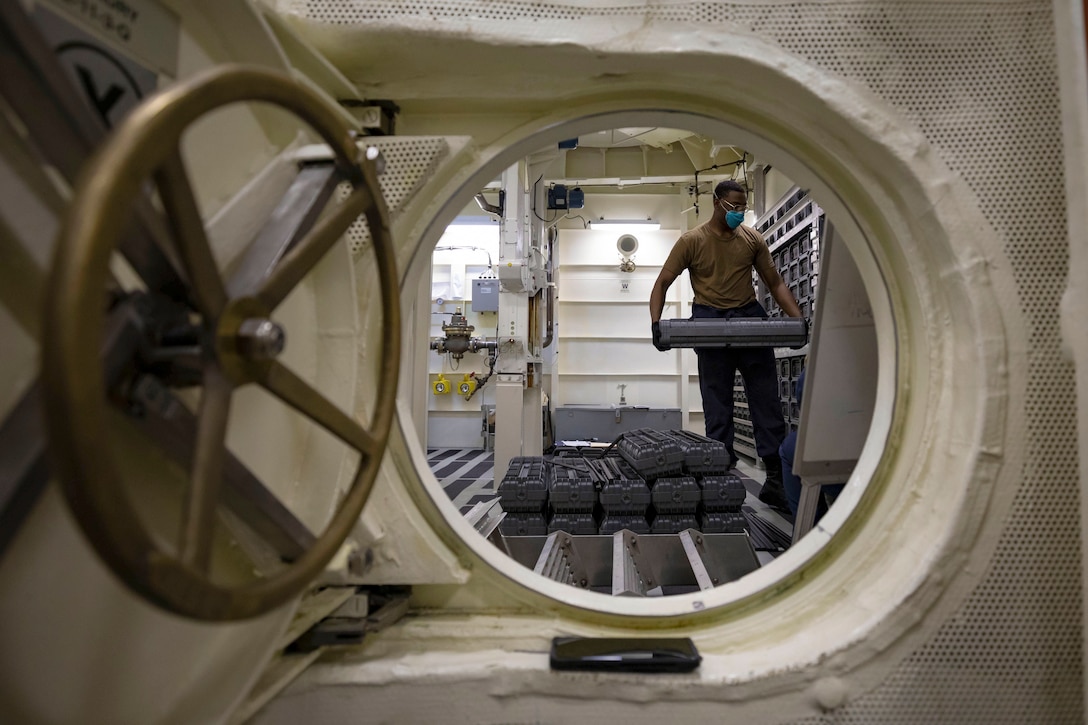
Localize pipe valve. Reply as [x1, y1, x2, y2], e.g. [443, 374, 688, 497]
[430, 308, 498, 360]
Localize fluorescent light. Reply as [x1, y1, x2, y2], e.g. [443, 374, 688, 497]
[589, 219, 660, 230]
[447, 216, 499, 226]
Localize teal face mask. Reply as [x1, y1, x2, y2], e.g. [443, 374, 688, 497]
[725, 210, 745, 229]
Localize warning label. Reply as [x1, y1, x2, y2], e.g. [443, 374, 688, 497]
[38, 0, 179, 76]
[32, 4, 162, 128]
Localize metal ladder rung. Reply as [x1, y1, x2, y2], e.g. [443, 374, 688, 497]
[533, 531, 588, 588]
[679, 529, 723, 591]
[611, 529, 662, 597]
[463, 497, 508, 554]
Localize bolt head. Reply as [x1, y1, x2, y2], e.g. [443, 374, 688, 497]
[236, 318, 286, 360]
[365, 146, 386, 175]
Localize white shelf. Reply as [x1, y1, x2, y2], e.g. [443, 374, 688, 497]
[558, 372, 685, 379]
[557, 299, 654, 305]
[559, 335, 652, 341]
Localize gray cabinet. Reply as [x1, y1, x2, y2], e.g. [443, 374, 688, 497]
[553, 405, 681, 444]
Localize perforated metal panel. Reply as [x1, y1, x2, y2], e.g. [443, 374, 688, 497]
[301, 1, 1080, 722]
[339, 137, 450, 256]
[766, 4, 1080, 723]
[304, 0, 695, 24]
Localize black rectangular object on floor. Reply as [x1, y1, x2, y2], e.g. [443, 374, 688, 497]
[500, 513, 548, 537]
[548, 512, 597, 535]
[499, 457, 549, 512]
[599, 515, 651, 535]
[650, 514, 699, 534]
[701, 511, 748, 534]
[615, 428, 685, 480]
[700, 473, 747, 512]
[742, 507, 792, 552]
[549, 465, 597, 512]
[651, 476, 701, 514]
[550, 636, 701, 673]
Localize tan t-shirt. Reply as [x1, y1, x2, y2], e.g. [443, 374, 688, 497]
[662, 222, 776, 310]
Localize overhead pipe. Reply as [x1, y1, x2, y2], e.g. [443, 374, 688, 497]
[542, 285, 555, 349]
[541, 226, 557, 349]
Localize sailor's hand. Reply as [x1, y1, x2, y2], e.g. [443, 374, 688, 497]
[652, 321, 670, 351]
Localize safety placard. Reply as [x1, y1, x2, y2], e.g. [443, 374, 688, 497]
[31, 1, 173, 128]
[38, 0, 179, 76]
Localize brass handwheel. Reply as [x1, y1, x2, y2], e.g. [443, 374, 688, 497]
[41, 65, 400, 621]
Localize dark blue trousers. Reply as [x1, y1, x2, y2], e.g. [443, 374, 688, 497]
[693, 301, 787, 463]
[781, 428, 844, 518]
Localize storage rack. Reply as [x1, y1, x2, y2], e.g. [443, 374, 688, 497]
[732, 376, 755, 459]
[757, 186, 823, 321]
[732, 187, 823, 460]
[775, 346, 807, 432]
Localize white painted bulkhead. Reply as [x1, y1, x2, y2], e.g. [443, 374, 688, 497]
[0, 1, 367, 722]
[261, 2, 1063, 722]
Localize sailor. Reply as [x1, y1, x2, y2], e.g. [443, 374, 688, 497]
[649, 179, 802, 511]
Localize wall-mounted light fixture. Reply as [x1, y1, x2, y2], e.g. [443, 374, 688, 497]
[590, 219, 660, 230]
[617, 234, 638, 273]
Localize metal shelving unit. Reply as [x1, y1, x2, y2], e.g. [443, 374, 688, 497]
[731, 186, 823, 458]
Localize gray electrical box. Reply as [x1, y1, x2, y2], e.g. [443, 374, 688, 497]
[472, 278, 499, 312]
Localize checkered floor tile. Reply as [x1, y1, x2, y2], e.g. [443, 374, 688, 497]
[426, 448, 497, 512]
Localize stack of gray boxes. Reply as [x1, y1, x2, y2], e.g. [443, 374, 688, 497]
[498, 457, 549, 536]
[597, 458, 651, 534]
[548, 464, 597, 535]
[496, 430, 760, 540]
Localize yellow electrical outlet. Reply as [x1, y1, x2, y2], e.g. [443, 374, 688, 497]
[432, 374, 451, 395]
[458, 374, 477, 397]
